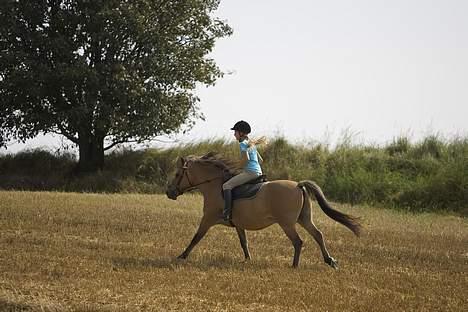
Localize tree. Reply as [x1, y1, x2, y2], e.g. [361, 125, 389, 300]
[0, 0, 232, 172]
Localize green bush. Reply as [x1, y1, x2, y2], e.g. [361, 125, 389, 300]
[0, 135, 466, 215]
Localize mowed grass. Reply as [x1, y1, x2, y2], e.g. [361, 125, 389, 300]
[0, 191, 466, 311]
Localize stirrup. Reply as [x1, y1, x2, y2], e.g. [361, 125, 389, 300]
[223, 211, 230, 222]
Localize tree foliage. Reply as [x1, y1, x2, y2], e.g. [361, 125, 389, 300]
[0, 0, 232, 171]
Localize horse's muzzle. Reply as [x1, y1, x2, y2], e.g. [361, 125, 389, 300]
[166, 186, 180, 200]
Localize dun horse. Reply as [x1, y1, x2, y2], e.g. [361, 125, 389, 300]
[166, 153, 362, 268]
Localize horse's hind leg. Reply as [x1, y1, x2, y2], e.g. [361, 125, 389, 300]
[298, 201, 338, 269]
[235, 227, 251, 260]
[279, 224, 303, 268]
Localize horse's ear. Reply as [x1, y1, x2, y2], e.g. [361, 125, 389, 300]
[178, 156, 186, 166]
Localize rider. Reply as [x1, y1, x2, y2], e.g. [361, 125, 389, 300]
[222, 120, 265, 221]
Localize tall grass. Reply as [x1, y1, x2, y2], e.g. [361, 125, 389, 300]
[0, 135, 466, 215]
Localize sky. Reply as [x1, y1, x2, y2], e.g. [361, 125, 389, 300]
[5, 0, 468, 153]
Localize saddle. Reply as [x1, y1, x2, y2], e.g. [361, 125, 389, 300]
[223, 174, 268, 200]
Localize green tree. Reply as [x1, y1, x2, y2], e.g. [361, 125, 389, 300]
[0, 0, 232, 172]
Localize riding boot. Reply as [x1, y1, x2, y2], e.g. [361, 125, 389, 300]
[222, 189, 232, 221]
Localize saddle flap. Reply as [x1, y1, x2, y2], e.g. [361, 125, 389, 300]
[222, 174, 268, 200]
[232, 182, 265, 200]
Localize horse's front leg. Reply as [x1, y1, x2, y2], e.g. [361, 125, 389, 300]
[178, 217, 213, 259]
[235, 227, 251, 260]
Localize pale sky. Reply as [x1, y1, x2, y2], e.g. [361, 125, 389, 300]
[6, 0, 468, 153]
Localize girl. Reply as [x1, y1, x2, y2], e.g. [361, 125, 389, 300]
[222, 120, 266, 221]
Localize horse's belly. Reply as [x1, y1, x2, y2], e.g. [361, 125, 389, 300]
[234, 216, 275, 231]
[231, 181, 303, 230]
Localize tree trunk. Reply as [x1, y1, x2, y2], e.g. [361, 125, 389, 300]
[77, 134, 105, 173]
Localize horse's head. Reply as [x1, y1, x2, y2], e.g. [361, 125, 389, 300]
[166, 156, 191, 200]
[166, 153, 234, 200]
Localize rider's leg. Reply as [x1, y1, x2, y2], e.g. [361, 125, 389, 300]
[222, 171, 259, 221]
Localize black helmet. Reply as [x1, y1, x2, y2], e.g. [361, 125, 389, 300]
[231, 120, 251, 134]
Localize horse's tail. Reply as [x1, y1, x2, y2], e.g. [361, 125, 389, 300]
[298, 180, 362, 237]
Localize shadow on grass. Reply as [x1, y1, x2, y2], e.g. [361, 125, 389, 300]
[110, 255, 325, 271]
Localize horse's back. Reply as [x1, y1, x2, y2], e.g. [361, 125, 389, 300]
[232, 180, 303, 230]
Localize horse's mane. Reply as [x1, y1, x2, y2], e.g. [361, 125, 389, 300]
[197, 152, 240, 176]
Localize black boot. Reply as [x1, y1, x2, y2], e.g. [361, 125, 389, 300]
[223, 189, 232, 221]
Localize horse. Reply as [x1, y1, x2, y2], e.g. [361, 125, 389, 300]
[166, 152, 362, 268]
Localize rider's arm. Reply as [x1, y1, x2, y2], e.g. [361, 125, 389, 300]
[257, 151, 264, 164]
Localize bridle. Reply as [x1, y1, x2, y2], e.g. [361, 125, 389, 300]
[173, 161, 226, 194]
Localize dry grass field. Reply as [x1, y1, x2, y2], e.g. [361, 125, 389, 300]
[0, 191, 466, 311]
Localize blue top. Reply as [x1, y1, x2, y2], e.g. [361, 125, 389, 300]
[239, 140, 262, 174]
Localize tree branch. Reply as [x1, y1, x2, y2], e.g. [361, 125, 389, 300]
[55, 124, 79, 144]
[104, 136, 179, 151]
[104, 139, 139, 151]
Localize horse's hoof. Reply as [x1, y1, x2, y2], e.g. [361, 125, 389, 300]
[177, 254, 187, 260]
[325, 257, 339, 269]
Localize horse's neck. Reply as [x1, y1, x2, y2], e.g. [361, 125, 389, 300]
[197, 180, 223, 205]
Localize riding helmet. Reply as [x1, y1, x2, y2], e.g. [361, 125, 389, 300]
[231, 120, 251, 134]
